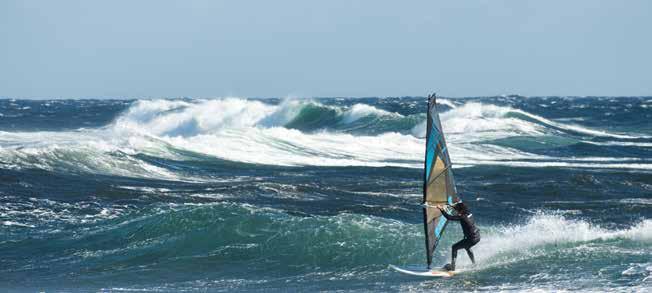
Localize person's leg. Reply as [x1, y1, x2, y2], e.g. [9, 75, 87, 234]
[450, 239, 466, 270]
[465, 237, 480, 265]
[465, 247, 476, 265]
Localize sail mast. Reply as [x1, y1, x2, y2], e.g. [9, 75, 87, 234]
[422, 94, 435, 268]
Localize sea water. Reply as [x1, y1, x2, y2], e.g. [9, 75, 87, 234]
[0, 96, 650, 292]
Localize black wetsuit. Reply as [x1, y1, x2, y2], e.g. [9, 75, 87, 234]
[440, 208, 481, 270]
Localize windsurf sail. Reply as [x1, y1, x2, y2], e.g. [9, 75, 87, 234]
[422, 93, 460, 268]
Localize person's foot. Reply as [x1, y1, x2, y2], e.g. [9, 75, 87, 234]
[443, 263, 454, 271]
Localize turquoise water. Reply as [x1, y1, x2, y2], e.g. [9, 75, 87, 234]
[1, 96, 650, 292]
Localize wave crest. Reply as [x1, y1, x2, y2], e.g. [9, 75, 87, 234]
[2, 98, 651, 178]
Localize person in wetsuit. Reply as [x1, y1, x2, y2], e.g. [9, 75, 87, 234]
[437, 201, 480, 271]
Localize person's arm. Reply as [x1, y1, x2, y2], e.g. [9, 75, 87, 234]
[438, 205, 462, 221]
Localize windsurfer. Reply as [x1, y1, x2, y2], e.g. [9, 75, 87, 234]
[436, 201, 480, 271]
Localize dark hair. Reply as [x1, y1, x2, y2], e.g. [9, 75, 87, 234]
[453, 202, 469, 215]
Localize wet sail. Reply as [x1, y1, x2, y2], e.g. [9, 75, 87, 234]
[422, 93, 460, 268]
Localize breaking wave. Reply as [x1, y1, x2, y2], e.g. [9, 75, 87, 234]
[1, 98, 651, 179]
[468, 214, 652, 268]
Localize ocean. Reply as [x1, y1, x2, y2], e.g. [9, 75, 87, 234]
[1, 96, 650, 292]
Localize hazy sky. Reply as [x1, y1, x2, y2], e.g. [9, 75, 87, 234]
[2, 1, 651, 98]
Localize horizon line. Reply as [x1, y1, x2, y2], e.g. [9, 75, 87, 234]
[2, 94, 652, 100]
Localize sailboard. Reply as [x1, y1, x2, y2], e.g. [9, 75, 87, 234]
[389, 264, 462, 277]
[390, 93, 462, 277]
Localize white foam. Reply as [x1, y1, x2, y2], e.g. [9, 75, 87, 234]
[438, 102, 644, 140]
[410, 121, 426, 138]
[0, 197, 132, 229]
[257, 99, 308, 127]
[467, 215, 652, 267]
[455, 160, 652, 170]
[437, 98, 457, 109]
[412, 102, 542, 140]
[111, 99, 425, 168]
[113, 98, 277, 137]
[512, 108, 646, 139]
[341, 104, 401, 124]
[2, 220, 35, 228]
[584, 141, 652, 148]
[0, 130, 184, 180]
[2, 98, 650, 176]
[410, 102, 652, 170]
[163, 128, 422, 167]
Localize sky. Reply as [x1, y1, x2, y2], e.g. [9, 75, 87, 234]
[1, 0, 651, 98]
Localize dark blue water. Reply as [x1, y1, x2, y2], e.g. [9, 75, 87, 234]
[1, 96, 651, 292]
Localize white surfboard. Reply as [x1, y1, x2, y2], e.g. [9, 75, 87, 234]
[389, 264, 461, 277]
